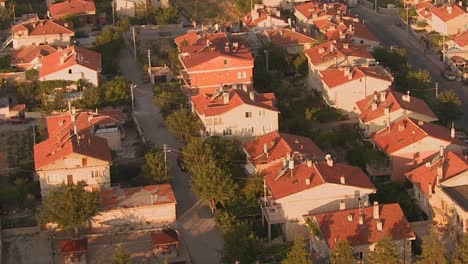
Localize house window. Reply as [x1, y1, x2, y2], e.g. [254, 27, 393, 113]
[245, 112, 252, 118]
[68, 69, 72, 74]
[237, 72, 242, 79]
[360, 40, 364, 44]
[91, 171, 100, 178]
[224, 59, 228, 65]
[47, 174, 61, 183]
[242, 72, 247, 78]
[223, 129, 232, 136]
[82, 158, 88, 167]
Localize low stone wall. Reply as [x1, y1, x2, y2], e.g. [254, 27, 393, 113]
[360, 0, 375, 10]
[1, 225, 40, 237]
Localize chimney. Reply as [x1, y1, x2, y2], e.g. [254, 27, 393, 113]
[282, 158, 287, 168]
[249, 91, 255, 101]
[242, 84, 248, 93]
[264, 143, 269, 158]
[437, 164, 443, 181]
[460, 1, 463, 6]
[340, 174, 346, 184]
[206, 39, 210, 47]
[339, 200, 345, 210]
[376, 220, 383, 231]
[60, 55, 65, 64]
[373, 201, 379, 219]
[402, 91, 411, 102]
[451, 122, 455, 139]
[288, 18, 292, 28]
[380, 91, 386, 102]
[224, 42, 229, 52]
[348, 214, 353, 222]
[306, 160, 312, 168]
[288, 160, 295, 176]
[279, 30, 283, 36]
[222, 92, 230, 104]
[334, 56, 338, 67]
[318, 47, 325, 54]
[323, 3, 328, 10]
[371, 102, 378, 110]
[384, 107, 390, 117]
[286, 152, 291, 160]
[418, 120, 424, 126]
[344, 67, 351, 76]
[343, 43, 349, 49]
[359, 215, 364, 225]
[436, 175, 440, 186]
[305, 178, 311, 185]
[447, 5, 453, 14]
[63, 22, 69, 28]
[428, 183, 432, 196]
[71, 107, 76, 121]
[67, 100, 72, 113]
[325, 154, 333, 167]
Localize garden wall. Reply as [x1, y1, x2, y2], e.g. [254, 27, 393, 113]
[360, 0, 375, 10]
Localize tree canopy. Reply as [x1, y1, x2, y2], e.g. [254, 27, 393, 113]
[103, 77, 130, 106]
[368, 235, 400, 264]
[139, 147, 170, 184]
[330, 240, 355, 264]
[452, 233, 468, 264]
[221, 222, 263, 264]
[282, 236, 312, 264]
[433, 90, 463, 126]
[417, 227, 447, 264]
[114, 244, 131, 264]
[38, 182, 100, 237]
[166, 108, 202, 144]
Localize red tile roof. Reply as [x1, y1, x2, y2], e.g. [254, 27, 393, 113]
[60, 239, 88, 253]
[191, 88, 278, 117]
[10, 104, 27, 112]
[371, 117, 466, 154]
[307, 203, 415, 249]
[152, 229, 180, 246]
[11, 19, 74, 36]
[265, 29, 316, 47]
[314, 18, 339, 31]
[243, 131, 324, 167]
[264, 160, 375, 200]
[305, 41, 374, 66]
[100, 184, 176, 210]
[49, 0, 96, 18]
[295, 1, 348, 20]
[406, 151, 468, 196]
[342, 19, 380, 43]
[431, 3, 466, 22]
[12, 45, 57, 66]
[39, 45, 101, 78]
[356, 89, 437, 123]
[452, 31, 468, 48]
[320, 66, 393, 89]
[243, 10, 287, 28]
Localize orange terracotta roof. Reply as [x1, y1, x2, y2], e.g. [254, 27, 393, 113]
[305, 41, 374, 66]
[406, 151, 468, 196]
[12, 45, 57, 65]
[342, 19, 380, 43]
[431, 3, 466, 22]
[49, 0, 96, 18]
[453, 31, 468, 48]
[152, 229, 180, 246]
[314, 18, 339, 31]
[175, 32, 229, 52]
[60, 239, 88, 253]
[265, 29, 316, 46]
[191, 88, 278, 117]
[39, 45, 101, 78]
[243, 131, 324, 167]
[307, 203, 415, 249]
[295, 1, 348, 20]
[416, 1, 433, 11]
[174, 31, 201, 48]
[320, 66, 392, 89]
[356, 89, 437, 123]
[100, 184, 176, 210]
[243, 12, 287, 28]
[264, 160, 375, 200]
[11, 19, 74, 36]
[371, 117, 466, 154]
[10, 104, 27, 112]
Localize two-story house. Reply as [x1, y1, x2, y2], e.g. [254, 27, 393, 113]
[242, 4, 289, 31]
[190, 87, 279, 138]
[294, 1, 348, 24]
[430, 2, 468, 35]
[48, 0, 98, 26]
[243, 131, 324, 174]
[305, 41, 375, 89]
[11, 19, 74, 49]
[451, 31, 468, 50]
[341, 18, 381, 51]
[175, 32, 254, 95]
[115, 0, 169, 17]
[318, 66, 393, 114]
[356, 89, 438, 136]
[11, 44, 57, 71]
[263, 29, 317, 55]
[260, 154, 376, 241]
[39, 45, 101, 86]
[369, 117, 466, 182]
[406, 150, 467, 234]
[306, 202, 415, 263]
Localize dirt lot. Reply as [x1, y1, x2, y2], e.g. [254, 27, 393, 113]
[172, 0, 240, 24]
[0, 124, 34, 171]
[2, 230, 52, 264]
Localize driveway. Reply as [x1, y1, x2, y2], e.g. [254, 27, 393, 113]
[351, 6, 468, 129]
[118, 48, 222, 264]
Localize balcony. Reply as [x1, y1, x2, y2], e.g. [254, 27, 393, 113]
[259, 196, 285, 225]
[366, 159, 392, 177]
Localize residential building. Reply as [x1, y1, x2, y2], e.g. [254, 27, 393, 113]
[243, 131, 324, 174]
[60, 239, 88, 264]
[342, 18, 381, 50]
[406, 150, 467, 234]
[260, 154, 376, 241]
[430, 2, 468, 35]
[356, 89, 438, 136]
[191, 87, 279, 138]
[264, 29, 316, 54]
[318, 66, 393, 114]
[294, 1, 348, 24]
[242, 4, 289, 31]
[115, 0, 169, 17]
[94, 184, 176, 228]
[11, 44, 57, 71]
[305, 41, 375, 88]
[369, 117, 467, 182]
[48, 0, 97, 26]
[306, 202, 415, 264]
[414, 1, 433, 31]
[175, 32, 254, 94]
[11, 19, 74, 49]
[263, 0, 309, 10]
[450, 30, 468, 49]
[0, 97, 27, 120]
[39, 45, 102, 86]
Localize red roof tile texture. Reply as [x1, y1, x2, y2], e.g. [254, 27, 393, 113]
[191, 88, 278, 117]
[264, 160, 375, 200]
[431, 3, 466, 22]
[309, 203, 415, 249]
[39, 45, 101, 78]
[12, 45, 57, 65]
[453, 31, 468, 48]
[49, 0, 96, 18]
[100, 184, 176, 210]
[152, 229, 180, 246]
[11, 19, 74, 35]
[356, 89, 437, 123]
[243, 131, 324, 167]
[295, 1, 348, 20]
[320, 66, 393, 89]
[265, 29, 316, 46]
[406, 151, 468, 196]
[305, 41, 374, 66]
[60, 239, 88, 253]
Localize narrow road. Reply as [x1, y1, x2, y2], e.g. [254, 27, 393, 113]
[352, 6, 468, 129]
[118, 47, 223, 264]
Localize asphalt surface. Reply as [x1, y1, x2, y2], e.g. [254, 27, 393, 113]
[118, 48, 223, 264]
[352, 6, 468, 129]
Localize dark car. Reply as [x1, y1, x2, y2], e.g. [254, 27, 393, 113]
[177, 155, 188, 172]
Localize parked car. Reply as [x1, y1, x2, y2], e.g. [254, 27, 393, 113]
[177, 155, 188, 172]
[442, 68, 456, 81]
[8, 117, 28, 125]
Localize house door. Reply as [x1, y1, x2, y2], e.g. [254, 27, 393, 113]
[67, 175, 74, 185]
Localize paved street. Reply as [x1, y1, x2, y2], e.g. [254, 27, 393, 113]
[118, 48, 222, 264]
[352, 6, 468, 128]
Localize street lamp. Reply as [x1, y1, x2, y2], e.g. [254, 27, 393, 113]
[264, 50, 269, 72]
[130, 84, 136, 112]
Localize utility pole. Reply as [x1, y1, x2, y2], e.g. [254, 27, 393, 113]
[32, 123, 36, 145]
[442, 35, 446, 62]
[112, 0, 115, 27]
[264, 50, 269, 72]
[163, 144, 168, 179]
[435, 82, 439, 97]
[12, 2, 16, 23]
[147, 49, 151, 73]
[130, 84, 135, 112]
[375, 0, 377, 13]
[132, 26, 137, 60]
[406, 6, 409, 32]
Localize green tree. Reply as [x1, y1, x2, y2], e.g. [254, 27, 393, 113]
[417, 227, 447, 264]
[0, 55, 14, 73]
[452, 233, 468, 264]
[407, 69, 431, 97]
[293, 52, 308, 75]
[282, 235, 311, 264]
[77, 85, 103, 109]
[155, 7, 179, 24]
[17, 81, 40, 108]
[114, 244, 131, 264]
[330, 240, 355, 264]
[93, 27, 122, 74]
[190, 159, 237, 214]
[38, 182, 100, 237]
[166, 108, 202, 144]
[368, 235, 400, 264]
[242, 171, 264, 199]
[153, 84, 186, 116]
[235, 0, 261, 14]
[434, 90, 462, 126]
[221, 222, 263, 264]
[102, 77, 130, 106]
[140, 148, 169, 184]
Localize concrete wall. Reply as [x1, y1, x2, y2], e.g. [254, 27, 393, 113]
[40, 64, 100, 87]
[432, 13, 468, 36]
[12, 33, 73, 50]
[94, 130, 122, 151]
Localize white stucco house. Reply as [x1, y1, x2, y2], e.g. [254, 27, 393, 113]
[430, 3, 468, 36]
[115, 0, 169, 17]
[11, 19, 74, 50]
